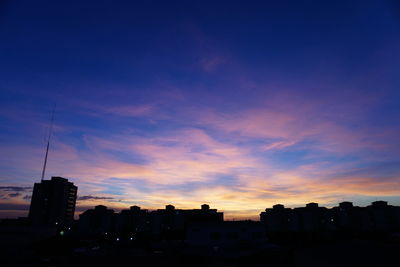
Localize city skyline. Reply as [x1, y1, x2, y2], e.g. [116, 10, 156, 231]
[1, 1, 400, 220]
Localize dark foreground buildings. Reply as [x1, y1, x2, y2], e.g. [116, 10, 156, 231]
[73, 200, 400, 241]
[28, 176, 77, 228]
[1, 191, 400, 266]
[2, 175, 400, 266]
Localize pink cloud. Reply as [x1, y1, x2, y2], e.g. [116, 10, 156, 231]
[1, 86, 399, 219]
[262, 140, 297, 151]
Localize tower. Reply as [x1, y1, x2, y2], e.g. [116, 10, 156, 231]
[28, 105, 78, 228]
[29, 176, 77, 228]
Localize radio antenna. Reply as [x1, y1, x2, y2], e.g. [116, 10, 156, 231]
[41, 104, 56, 181]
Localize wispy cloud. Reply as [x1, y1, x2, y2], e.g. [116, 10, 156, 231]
[1, 81, 399, 219]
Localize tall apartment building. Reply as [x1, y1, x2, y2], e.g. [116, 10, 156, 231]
[29, 176, 77, 228]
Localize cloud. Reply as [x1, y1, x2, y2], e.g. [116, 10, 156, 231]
[8, 193, 21, 198]
[77, 195, 115, 201]
[262, 140, 297, 151]
[0, 186, 32, 201]
[0, 186, 31, 192]
[1, 84, 400, 219]
[0, 203, 29, 211]
[2, 114, 399, 219]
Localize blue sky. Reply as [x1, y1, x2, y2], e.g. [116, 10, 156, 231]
[1, 0, 400, 219]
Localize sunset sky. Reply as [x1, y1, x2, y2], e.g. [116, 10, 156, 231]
[1, 0, 400, 219]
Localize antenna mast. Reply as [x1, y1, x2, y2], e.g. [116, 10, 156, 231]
[41, 105, 56, 181]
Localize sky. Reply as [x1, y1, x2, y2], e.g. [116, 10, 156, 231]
[1, 0, 400, 220]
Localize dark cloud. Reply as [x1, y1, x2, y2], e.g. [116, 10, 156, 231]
[0, 187, 31, 200]
[77, 195, 114, 201]
[0, 203, 29, 210]
[0, 186, 31, 192]
[0, 186, 32, 200]
[8, 193, 21, 198]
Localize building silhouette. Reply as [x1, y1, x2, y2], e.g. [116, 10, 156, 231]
[149, 204, 223, 239]
[260, 201, 400, 235]
[28, 176, 77, 228]
[77, 204, 223, 239]
[78, 205, 115, 235]
[116, 205, 150, 236]
[260, 204, 291, 232]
